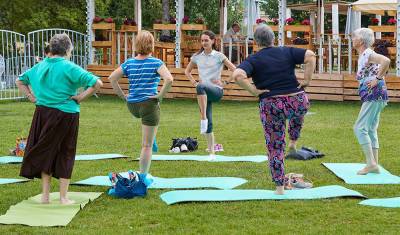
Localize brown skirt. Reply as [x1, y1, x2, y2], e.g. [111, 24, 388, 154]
[20, 105, 79, 179]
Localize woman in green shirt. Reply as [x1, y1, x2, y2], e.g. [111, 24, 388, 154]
[16, 33, 102, 204]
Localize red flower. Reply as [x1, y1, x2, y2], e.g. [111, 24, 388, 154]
[273, 18, 279, 25]
[301, 19, 310, 25]
[387, 18, 396, 25]
[256, 18, 266, 24]
[370, 18, 379, 25]
[169, 18, 176, 24]
[104, 17, 113, 23]
[93, 16, 103, 23]
[182, 16, 189, 24]
[154, 19, 162, 24]
[194, 18, 204, 24]
[285, 17, 295, 25]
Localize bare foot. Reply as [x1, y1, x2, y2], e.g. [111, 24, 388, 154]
[60, 198, 75, 205]
[357, 165, 380, 175]
[41, 195, 50, 204]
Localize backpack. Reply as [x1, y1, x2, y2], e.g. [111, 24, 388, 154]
[286, 146, 324, 160]
[170, 137, 198, 152]
[108, 171, 147, 199]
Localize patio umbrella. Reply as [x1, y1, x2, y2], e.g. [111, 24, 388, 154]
[352, 0, 397, 16]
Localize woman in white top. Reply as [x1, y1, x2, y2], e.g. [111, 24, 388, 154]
[185, 30, 236, 160]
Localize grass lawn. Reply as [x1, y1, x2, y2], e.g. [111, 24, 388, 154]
[0, 96, 399, 234]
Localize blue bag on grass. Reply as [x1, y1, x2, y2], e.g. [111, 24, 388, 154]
[108, 170, 147, 199]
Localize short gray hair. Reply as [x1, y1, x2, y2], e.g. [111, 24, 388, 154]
[50, 33, 72, 56]
[352, 28, 375, 48]
[254, 25, 275, 47]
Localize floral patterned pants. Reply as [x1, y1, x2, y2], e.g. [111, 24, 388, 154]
[259, 92, 310, 186]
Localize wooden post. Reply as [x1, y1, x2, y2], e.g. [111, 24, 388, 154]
[175, 0, 184, 68]
[376, 15, 381, 39]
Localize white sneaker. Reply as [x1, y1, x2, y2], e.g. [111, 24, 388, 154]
[180, 144, 188, 152]
[207, 154, 216, 161]
[200, 119, 208, 134]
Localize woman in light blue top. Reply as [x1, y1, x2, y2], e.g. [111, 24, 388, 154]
[185, 30, 236, 160]
[16, 33, 102, 204]
[352, 28, 390, 175]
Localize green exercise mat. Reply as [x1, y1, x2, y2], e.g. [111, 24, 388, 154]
[0, 192, 102, 226]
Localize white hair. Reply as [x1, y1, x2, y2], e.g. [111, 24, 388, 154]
[352, 28, 375, 48]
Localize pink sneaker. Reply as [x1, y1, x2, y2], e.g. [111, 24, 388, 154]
[206, 144, 224, 152]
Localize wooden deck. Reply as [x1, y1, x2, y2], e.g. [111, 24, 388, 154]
[88, 64, 400, 102]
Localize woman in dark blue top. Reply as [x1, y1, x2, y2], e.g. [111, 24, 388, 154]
[232, 25, 316, 195]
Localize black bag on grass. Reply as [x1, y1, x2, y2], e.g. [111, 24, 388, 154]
[170, 137, 198, 152]
[286, 146, 324, 160]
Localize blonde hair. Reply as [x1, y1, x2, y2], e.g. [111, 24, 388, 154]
[135, 30, 154, 55]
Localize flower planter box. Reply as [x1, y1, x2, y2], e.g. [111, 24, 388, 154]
[253, 24, 278, 32]
[120, 25, 138, 32]
[284, 25, 312, 32]
[153, 24, 176, 30]
[181, 24, 206, 31]
[368, 25, 396, 33]
[92, 22, 115, 30]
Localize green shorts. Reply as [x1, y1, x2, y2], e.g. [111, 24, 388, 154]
[127, 98, 160, 126]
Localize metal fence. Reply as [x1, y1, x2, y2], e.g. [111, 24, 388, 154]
[0, 29, 88, 101]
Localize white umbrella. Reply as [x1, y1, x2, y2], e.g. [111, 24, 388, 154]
[352, 0, 397, 16]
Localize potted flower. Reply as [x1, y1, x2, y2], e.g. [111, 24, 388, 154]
[93, 16, 103, 23]
[370, 18, 379, 25]
[121, 18, 137, 31]
[285, 17, 295, 25]
[182, 16, 190, 24]
[194, 18, 205, 24]
[387, 18, 396, 25]
[256, 18, 266, 25]
[301, 19, 310, 25]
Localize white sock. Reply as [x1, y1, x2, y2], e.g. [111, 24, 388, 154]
[200, 119, 208, 134]
[208, 153, 216, 161]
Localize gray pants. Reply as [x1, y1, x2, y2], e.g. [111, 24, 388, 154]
[196, 84, 223, 133]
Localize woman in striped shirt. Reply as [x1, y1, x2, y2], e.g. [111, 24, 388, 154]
[109, 31, 173, 183]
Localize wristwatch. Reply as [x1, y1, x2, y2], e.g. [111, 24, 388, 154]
[376, 76, 384, 80]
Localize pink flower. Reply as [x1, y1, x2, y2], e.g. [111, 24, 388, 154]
[285, 17, 295, 25]
[104, 17, 113, 23]
[387, 18, 396, 25]
[273, 18, 279, 25]
[169, 17, 176, 24]
[301, 19, 310, 25]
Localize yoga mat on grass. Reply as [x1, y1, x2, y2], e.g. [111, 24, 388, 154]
[139, 154, 267, 162]
[0, 154, 127, 164]
[73, 174, 247, 189]
[323, 163, 400, 184]
[160, 185, 366, 205]
[0, 192, 102, 226]
[0, 178, 30, 185]
[359, 197, 400, 208]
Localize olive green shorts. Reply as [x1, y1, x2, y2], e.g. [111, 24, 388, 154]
[127, 98, 160, 126]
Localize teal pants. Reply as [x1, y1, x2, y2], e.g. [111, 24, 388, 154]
[353, 101, 387, 148]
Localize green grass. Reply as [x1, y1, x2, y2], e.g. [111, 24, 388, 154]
[1, 96, 400, 234]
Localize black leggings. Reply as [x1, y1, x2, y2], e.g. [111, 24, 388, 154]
[196, 84, 223, 133]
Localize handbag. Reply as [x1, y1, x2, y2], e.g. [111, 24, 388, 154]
[108, 171, 147, 199]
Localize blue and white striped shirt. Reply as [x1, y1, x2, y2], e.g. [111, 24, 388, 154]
[121, 57, 163, 103]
